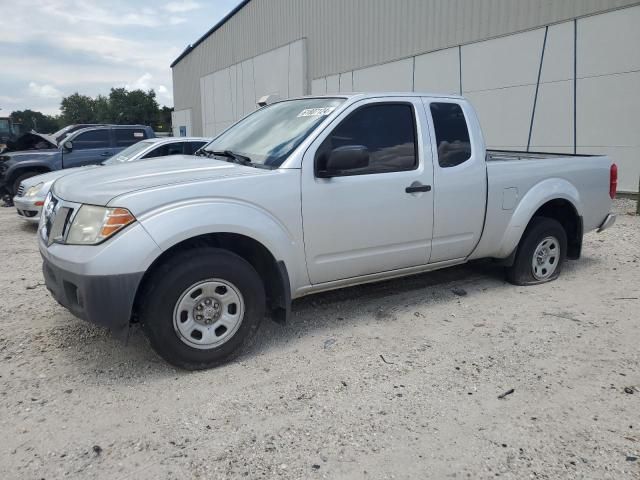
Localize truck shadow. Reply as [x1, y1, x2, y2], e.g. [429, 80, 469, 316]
[20, 222, 39, 233]
[52, 255, 602, 376]
[250, 255, 602, 356]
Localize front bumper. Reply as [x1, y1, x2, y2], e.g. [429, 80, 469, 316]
[597, 213, 616, 233]
[13, 196, 43, 223]
[38, 219, 162, 339]
[42, 255, 144, 339]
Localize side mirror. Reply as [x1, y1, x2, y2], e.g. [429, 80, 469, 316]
[318, 145, 369, 178]
[63, 141, 73, 151]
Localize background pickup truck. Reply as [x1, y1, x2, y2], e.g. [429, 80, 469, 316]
[0, 124, 155, 196]
[38, 93, 616, 370]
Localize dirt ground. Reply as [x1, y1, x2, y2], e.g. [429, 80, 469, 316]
[0, 199, 638, 480]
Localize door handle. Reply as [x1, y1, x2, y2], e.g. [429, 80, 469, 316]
[100, 152, 111, 157]
[405, 184, 432, 194]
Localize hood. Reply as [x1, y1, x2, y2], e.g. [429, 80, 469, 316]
[3, 131, 57, 153]
[20, 166, 94, 190]
[53, 154, 272, 205]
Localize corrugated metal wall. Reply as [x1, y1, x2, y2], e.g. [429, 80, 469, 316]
[172, 0, 640, 135]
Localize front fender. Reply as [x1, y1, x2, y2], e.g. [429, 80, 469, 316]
[4, 155, 59, 183]
[137, 198, 308, 290]
[496, 178, 582, 258]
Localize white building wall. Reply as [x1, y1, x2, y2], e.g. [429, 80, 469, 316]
[199, 39, 306, 137]
[413, 47, 460, 95]
[575, 7, 640, 192]
[309, 5, 640, 192]
[171, 108, 192, 137]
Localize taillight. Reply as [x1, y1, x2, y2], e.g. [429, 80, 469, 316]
[609, 163, 618, 199]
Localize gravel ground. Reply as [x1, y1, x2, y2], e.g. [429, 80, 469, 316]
[0, 199, 638, 480]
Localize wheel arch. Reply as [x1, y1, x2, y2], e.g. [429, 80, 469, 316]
[497, 178, 583, 260]
[132, 232, 291, 325]
[8, 166, 52, 192]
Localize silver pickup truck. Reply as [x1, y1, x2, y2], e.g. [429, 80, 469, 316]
[38, 93, 616, 369]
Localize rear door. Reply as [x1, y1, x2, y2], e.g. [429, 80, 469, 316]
[62, 129, 112, 168]
[301, 98, 435, 285]
[424, 100, 487, 262]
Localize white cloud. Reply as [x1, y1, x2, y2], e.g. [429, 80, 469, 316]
[124, 74, 173, 104]
[0, 0, 238, 113]
[126, 73, 154, 91]
[28, 82, 63, 99]
[163, 1, 201, 13]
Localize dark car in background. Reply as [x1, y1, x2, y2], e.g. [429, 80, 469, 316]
[0, 124, 155, 196]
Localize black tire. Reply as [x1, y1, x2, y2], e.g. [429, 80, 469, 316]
[506, 216, 567, 286]
[12, 171, 42, 196]
[139, 248, 265, 370]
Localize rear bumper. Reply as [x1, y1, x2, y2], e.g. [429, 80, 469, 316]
[42, 255, 143, 339]
[597, 213, 616, 233]
[13, 196, 42, 223]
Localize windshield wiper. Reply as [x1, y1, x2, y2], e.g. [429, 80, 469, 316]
[207, 150, 274, 169]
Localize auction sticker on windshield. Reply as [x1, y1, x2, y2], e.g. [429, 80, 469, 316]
[297, 107, 337, 117]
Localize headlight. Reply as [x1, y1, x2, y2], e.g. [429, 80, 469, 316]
[25, 182, 44, 197]
[66, 205, 136, 245]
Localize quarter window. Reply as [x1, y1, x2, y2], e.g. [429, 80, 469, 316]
[430, 103, 472, 168]
[316, 103, 418, 176]
[73, 130, 110, 150]
[115, 128, 147, 147]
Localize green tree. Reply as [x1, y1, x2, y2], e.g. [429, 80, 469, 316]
[59, 88, 167, 128]
[10, 110, 61, 133]
[108, 88, 159, 125]
[60, 93, 97, 124]
[157, 106, 173, 132]
[94, 95, 111, 123]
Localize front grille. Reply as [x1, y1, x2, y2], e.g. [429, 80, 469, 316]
[41, 195, 73, 245]
[16, 184, 25, 197]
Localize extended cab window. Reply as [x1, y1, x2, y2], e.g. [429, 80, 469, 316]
[316, 103, 417, 176]
[115, 128, 147, 147]
[73, 130, 110, 150]
[430, 103, 472, 168]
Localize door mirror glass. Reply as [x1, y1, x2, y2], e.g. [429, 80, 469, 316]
[63, 141, 73, 151]
[319, 145, 370, 177]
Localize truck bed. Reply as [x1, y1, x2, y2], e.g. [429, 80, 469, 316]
[486, 149, 596, 161]
[469, 149, 612, 261]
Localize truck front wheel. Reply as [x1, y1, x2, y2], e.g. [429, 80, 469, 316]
[139, 248, 265, 370]
[506, 217, 567, 286]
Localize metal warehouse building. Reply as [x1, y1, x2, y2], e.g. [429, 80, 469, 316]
[171, 0, 640, 193]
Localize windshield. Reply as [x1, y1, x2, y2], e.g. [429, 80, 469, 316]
[102, 140, 154, 165]
[203, 98, 345, 167]
[53, 125, 74, 142]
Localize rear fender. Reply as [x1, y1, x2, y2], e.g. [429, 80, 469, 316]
[496, 178, 582, 258]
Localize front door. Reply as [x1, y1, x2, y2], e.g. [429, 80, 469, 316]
[301, 98, 434, 285]
[63, 129, 113, 168]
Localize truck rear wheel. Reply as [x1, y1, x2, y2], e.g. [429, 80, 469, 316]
[139, 248, 265, 370]
[506, 217, 567, 286]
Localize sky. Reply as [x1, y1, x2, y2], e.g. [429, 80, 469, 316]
[0, 0, 240, 116]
